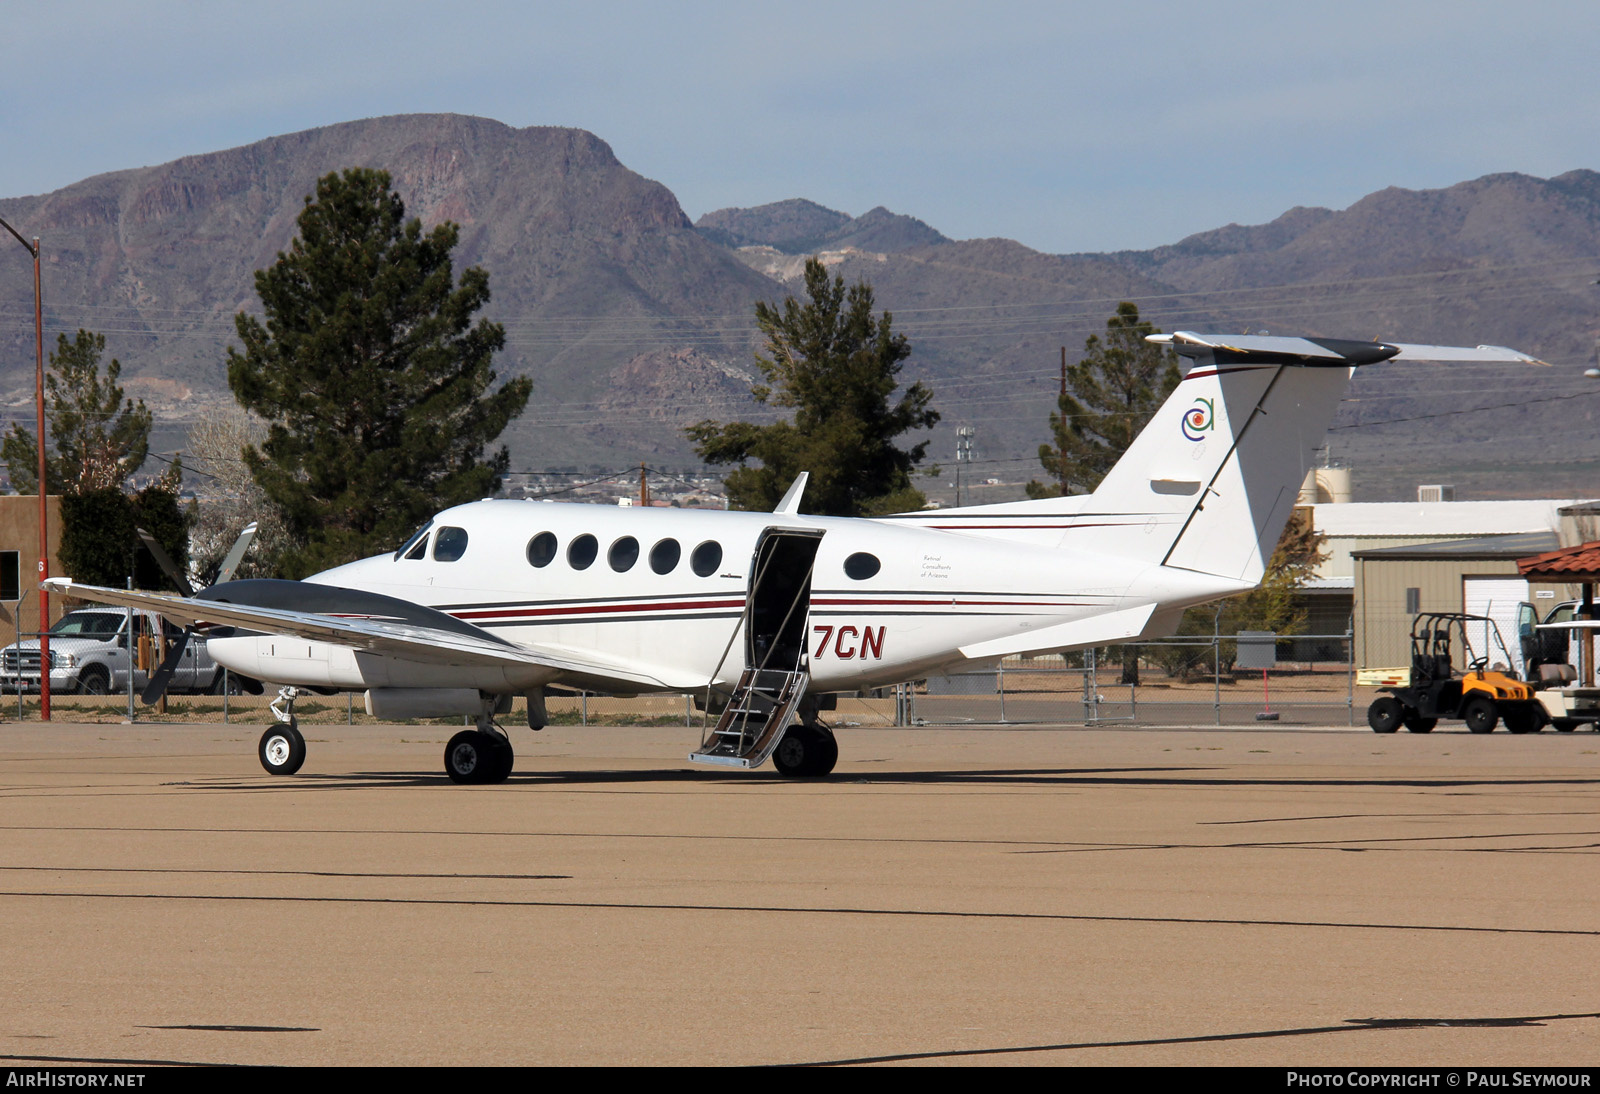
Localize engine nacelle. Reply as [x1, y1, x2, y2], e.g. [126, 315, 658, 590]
[365, 688, 511, 720]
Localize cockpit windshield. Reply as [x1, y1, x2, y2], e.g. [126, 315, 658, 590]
[395, 521, 434, 561]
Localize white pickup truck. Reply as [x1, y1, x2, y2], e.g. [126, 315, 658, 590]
[0, 607, 229, 695]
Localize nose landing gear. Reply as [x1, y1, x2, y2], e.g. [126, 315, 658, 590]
[258, 686, 307, 775]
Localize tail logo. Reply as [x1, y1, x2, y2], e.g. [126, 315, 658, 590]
[1181, 398, 1214, 442]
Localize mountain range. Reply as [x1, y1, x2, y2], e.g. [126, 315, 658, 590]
[0, 113, 1595, 500]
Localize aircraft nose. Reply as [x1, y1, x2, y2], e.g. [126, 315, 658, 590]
[308, 554, 392, 588]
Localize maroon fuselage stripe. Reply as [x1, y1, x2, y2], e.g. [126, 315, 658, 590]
[445, 595, 1095, 621]
[813, 597, 1094, 608]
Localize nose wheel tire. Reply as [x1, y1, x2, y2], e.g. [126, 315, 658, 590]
[259, 720, 306, 776]
[445, 730, 514, 784]
[772, 725, 839, 777]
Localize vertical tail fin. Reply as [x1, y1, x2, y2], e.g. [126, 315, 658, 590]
[1086, 335, 1383, 582]
[897, 333, 1541, 590]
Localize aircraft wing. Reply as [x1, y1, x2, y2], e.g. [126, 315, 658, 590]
[42, 579, 704, 691]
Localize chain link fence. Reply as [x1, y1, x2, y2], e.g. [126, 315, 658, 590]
[1, 616, 1359, 729]
[912, 632, 1359, 727]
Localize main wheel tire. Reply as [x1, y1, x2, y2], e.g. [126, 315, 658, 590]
[77, 666, 110, 695]
[1463, 697, 1499, 734]
[483, 734, 514, 783]
[1367, 697, 1403, 734]
[445, 730, 508, 784]
[259, 721, 306, 776]
[1403, 714, 1438, 734]
[772, 725, 839, 777]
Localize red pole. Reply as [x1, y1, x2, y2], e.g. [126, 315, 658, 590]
[33, 237, 49, 722]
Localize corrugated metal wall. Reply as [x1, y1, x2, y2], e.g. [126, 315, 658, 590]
[1355, 555, 1578, 668]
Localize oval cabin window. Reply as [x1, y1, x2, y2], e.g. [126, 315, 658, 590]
[526, 532, 557, 568]
[609, 536, 640, 572]
[650, 538, 681, 575]
[433, 527, 469, 562]
[691, 541, 723, 577]
[843, 552, 881, 580]
[568, 534, 598, 571]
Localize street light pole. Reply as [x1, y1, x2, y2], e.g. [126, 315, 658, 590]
[1, 215, 51, 721]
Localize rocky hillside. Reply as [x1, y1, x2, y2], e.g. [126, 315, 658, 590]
[0, 114, 778, 468]
[1, 116, 1595, 498]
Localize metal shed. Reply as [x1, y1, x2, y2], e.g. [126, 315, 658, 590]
[1351, 532, 1578, 670]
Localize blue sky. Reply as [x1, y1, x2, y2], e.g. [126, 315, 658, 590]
[3, 1, 1598, 253]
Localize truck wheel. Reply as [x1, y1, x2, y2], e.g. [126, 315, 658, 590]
[77, 666, 110, 695]
[1553, 719, 1580, 732]
[1463, 697, 1498, 734]
[1367, 697, 1403, 733]
[1403, 714, 1437, 733]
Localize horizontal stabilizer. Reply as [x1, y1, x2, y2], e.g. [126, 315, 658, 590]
[1149, 332, 1546, 367]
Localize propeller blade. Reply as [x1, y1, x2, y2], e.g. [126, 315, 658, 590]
[140, 630, 191, 705]
[135, 527, 195, 597]
[215, 521, 259, 584]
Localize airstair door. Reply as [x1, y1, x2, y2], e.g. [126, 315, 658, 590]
[745, 528, 824, 676]
[689, 528, 824, 768]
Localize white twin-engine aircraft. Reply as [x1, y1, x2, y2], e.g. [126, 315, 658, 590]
[48, 332, 1541, 783]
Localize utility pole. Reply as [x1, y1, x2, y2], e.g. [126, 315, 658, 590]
[955, 426, 975, 507]
[0, 216, 51, 721]
[1059, 346, 1070, 494]
[639, 462, 650, 508]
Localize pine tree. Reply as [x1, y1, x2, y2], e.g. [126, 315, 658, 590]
[1028, 302, 1179, 497]
[227, 168, 531, 577]
[687, 258, 939, 516]
[2, 329, 152, 496]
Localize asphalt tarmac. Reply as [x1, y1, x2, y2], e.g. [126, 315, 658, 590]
[1, 720, 1598, 1067]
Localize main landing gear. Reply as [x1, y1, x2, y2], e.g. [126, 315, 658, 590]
[444, 727, 514, 784]
[444, 695, 516, 785]
[772, 698, 839, 778]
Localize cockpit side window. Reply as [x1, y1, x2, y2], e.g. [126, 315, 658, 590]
[433, 526, 469, 562]
[396, 521, 433, 560]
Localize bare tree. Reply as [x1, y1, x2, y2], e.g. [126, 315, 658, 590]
[185, 408, 296, 582]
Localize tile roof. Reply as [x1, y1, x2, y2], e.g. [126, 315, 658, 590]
[1517, 541, 1600, 580]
